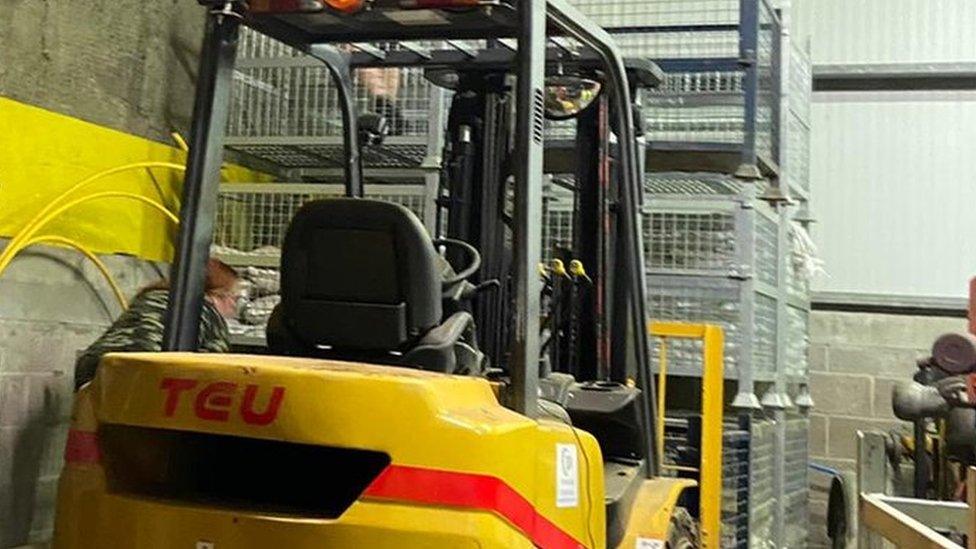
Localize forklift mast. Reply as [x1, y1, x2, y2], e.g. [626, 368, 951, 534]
[440, 73, 513, 367]
[163, 0, 658, 476]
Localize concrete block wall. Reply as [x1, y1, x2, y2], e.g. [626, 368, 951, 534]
[805, 310, 967, 547]
[0, 0, 204, 144]
[0, 245, 165, 546]
[1, 2, 208, 545]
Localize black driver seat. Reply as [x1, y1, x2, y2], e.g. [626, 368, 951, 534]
[267, 198, 480, 374]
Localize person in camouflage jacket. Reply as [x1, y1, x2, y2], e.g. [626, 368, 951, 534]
[74, 259, 240, 390]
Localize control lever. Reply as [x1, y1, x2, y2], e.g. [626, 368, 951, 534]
[460, 279, 501, 301]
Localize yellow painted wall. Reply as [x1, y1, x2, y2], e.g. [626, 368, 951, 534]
[0, 97, 272, 262]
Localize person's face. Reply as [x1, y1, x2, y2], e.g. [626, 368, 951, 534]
[208, 284, 240, 319]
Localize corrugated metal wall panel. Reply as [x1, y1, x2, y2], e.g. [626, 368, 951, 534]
[787, 0, 814, 53]
[810, 91, 976, 300]
[794, 0, 976, 65]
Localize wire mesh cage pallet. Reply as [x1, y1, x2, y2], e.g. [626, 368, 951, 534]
[781, 39, 813, 200]
[640, 172, 790, 407]
[226, 28, 447, 176]
[539, 171, 813, 401]
[636, 170, 812, 549]
[567, 0, 784, 176]
[542, 174, 812, 360]
[212, 182, 438, 341]
[663, 416, 752, 549]
[214, 182, 438, 256]
[749, 417, 776, 548]
[783, 415, 810, 549]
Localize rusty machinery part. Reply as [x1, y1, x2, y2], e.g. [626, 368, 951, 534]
[933, 332, 976, 375]
[945, 407, 976, 464]
[666, 507, 698, 549]
[892, 380, 949, 421]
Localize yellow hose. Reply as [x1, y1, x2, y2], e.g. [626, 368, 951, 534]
[22, 235, 129, 310]
[0, 192, 179, 275]
[1, 147, 244, 313]
[171, 131, 233, 182]
[0, 162, 186, 270]
[0, 141, 248, 315]
[171, 132, 190, 152]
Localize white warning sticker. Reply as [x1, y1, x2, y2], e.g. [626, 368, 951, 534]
[555, 443, 579, 508]
[635, 538, 665, 549]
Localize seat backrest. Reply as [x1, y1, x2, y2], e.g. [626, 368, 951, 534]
[275, 198, 442, 351]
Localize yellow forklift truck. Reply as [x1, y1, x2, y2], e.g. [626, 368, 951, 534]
[53, 1, 723, 547]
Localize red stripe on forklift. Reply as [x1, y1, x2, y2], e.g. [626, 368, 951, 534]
[362, 465, 586, 549]
[64, 429, 101, 464]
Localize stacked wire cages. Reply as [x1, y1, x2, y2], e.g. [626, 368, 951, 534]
[783, 416, 810, 548]
[783, 42, 813, 383]
[749, 418, 776, 548]
[643, 173, 780, 394]
[540, 172, 797, 548]
[662, 416, 751, 549]
[786, 45, 812, 195]
[554, 6, 810, 547]
[722, 422, 752, 549]
[227, 28, 445, 171]
[568, 0, 781, 164]
[212, 183, 438, 338]
[541, 179, 577, 262]
[220, 30, 447, 339]
[784, 224, 811, 382]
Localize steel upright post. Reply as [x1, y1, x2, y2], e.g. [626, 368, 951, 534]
[509, 1, 547, 417]
[163, 3, 242, 350]
[308, 45, 364, 197]
[737, 0, 762, 180]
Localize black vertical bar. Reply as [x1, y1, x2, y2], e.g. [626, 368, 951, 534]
[444, 94, 477, 245]
[573, 97, 604, 381]
[510, 1, 546, 417]
[610, 186, 631, 384]
[162, 7, 241, 351]
[913, 419, 928, 498]
[308, 46, 363, 197]
[482, 91, 507, 367]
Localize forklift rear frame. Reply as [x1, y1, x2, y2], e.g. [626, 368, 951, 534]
[163, 0, 658, 474]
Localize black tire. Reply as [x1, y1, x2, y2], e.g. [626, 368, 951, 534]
[666, 507, 699, 549]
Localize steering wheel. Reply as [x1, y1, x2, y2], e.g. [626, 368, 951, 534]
[433, 238, 481, 286]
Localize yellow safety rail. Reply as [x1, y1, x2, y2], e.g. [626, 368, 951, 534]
[648, 321, 724, 549]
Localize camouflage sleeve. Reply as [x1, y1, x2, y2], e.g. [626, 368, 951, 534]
[73, 290, 169, 390]
[199, 302, 231, 353]
[74, 351, 101, 390]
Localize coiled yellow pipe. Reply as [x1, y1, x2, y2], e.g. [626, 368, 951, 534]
[0, 163, 185, 273]
[171, 132, 190, 152]
[1, 161, 185, 254]
[1, 135, 237, 314]
[22, 235, 129, 309]
[0, 192, 179, 276]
